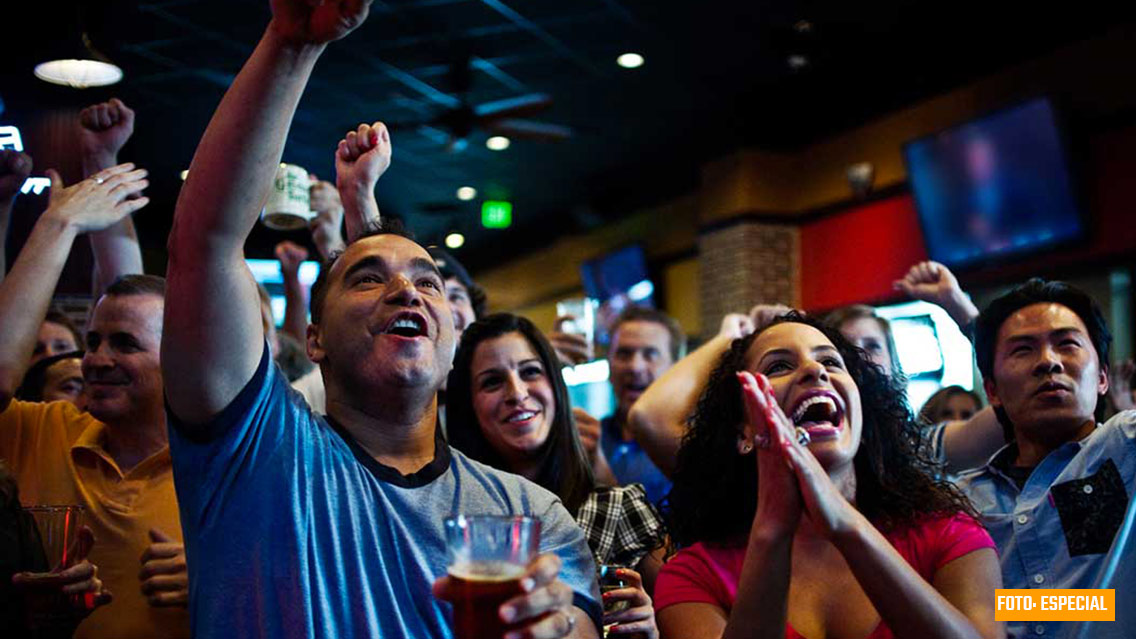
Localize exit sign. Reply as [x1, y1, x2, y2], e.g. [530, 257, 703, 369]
[481, 201, 512, 229]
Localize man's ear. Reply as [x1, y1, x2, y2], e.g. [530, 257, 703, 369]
[984, 377, 1002, 410]
[1098, 361, 1110, 397]
[307, 323, 325, 364]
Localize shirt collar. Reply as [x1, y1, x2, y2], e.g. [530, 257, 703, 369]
[70, 420, 172, 479]
[982, 423, 1099, 482]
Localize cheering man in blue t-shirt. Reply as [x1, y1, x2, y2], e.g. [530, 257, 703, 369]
[160, 2, 600, 638]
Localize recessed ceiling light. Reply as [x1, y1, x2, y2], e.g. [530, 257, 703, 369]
[456, 186, 477, 201]
[788, 54, 808, 70]
[486, 136, 510, 151]
[617, 53, 645, 69]
[445, 232, 465, 249]
[180, 169, 189, 181]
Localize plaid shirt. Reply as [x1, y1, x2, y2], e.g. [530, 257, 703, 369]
[576, 483, 665, 568]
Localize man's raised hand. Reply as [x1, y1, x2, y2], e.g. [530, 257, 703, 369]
[79, 98, 135, 163]
[335, 121, 392, 193]
[269, 0, 373, 45]
[0, 150, 32, 202]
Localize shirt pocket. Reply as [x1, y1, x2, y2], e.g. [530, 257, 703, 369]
[1050, 458, 1129, 557]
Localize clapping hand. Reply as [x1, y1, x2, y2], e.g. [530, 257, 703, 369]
[741, 371, 863, 541]
[43, 164, 150, 234]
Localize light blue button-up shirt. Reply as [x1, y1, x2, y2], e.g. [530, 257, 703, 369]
[957, 411, 1136, 639]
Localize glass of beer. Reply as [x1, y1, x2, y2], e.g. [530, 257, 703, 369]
[444, 515, 541, 639]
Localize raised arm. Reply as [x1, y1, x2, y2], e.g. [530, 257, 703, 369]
[308, 176, 345, 260]
[893, 261, 979, 330]
[334, 121, 390, 243]
[79, 98, 145, 294]
[0, 150, 33, 282]
[274, 240, 309, 343]
[938, 407, 1005, 473]
[0, 166, 148, 411]
[162, 0, 372, 425]
[628, 333, 731, 478]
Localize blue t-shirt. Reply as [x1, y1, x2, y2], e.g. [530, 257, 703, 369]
[168, 348, 601, 638]
[600, 416, 672, 506]
[957, 411, 1136, 639]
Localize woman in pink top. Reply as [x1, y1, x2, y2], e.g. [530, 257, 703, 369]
[655, 313, 1002, 639]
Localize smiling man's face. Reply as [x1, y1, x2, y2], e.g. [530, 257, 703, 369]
[309, 234, 456, 397]
[82, 294, 164, 424]
[608, 320, 674, 419]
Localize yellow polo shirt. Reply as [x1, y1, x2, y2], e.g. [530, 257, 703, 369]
[0, 399, 189, 639]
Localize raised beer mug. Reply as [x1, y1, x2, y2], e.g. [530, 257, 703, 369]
[444, 515, 541, 639]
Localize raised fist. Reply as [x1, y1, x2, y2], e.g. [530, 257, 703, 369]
[270, 0, 372, 46]
[335, 121, 392, 193]
[0, 150, 32, 202]
[893, 261, 960, 305]
[893, 260, 978, 328]
[275, 240, 309, 277]
[79, 98, 135, 160]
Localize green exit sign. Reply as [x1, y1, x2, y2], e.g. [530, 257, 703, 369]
[481, 201, 512, 229]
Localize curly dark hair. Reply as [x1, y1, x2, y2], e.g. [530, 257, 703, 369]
[446, 313, 595, 516]
[666, 313, 975, 549]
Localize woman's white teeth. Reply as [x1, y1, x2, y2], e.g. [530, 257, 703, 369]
[792, 395, 837, 424]
[507, 411, 537, 423]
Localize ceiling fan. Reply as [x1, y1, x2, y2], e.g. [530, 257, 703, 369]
[389, 55, 572, 153]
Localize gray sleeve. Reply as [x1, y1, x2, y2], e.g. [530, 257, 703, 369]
[921, 421, 948, 465]
[537, 498, 602, 631]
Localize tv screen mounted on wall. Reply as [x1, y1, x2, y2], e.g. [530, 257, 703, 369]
[903, 98, 1084, 268]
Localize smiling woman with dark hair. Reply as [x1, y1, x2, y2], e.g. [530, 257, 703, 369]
[447, 313, 666, 638]
[654, 313, 1002, 639]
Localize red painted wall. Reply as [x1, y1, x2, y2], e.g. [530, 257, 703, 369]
[800, 195, 928, 311]
[799, 124, 1136, 311]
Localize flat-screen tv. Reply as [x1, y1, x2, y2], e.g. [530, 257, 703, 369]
[579, 244, 655, 347]
[903, 98, 1083, 268]
[580, 244, 654, 306]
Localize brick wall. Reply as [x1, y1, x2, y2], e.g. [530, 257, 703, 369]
[698, 220, 799, 340]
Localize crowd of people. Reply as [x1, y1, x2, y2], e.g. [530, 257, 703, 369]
[0, 2, 1133, 638]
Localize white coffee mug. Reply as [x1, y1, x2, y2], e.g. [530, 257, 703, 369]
[261, 163, 314, 230]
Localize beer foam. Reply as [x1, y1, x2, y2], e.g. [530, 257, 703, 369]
[448, 560, 526, 582]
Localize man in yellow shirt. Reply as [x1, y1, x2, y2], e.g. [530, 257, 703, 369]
[0, 100, 189, 639]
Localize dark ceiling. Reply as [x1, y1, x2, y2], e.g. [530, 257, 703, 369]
[4, 1, 1136, 275]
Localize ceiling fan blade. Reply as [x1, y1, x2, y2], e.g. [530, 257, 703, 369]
[473, 93, 553, 120]
[485, 119, 573, 141]
[386, 118, 434, 131]
[416, 125, 452, 145]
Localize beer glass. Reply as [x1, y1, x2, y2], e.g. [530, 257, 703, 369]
[444, 515, 540, 639]
[554, 297, 596, 364]
[26, 505, 85, 568]
[24, 505, 86, 629]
